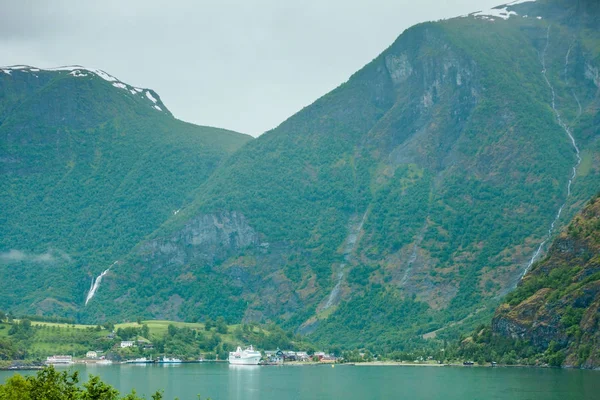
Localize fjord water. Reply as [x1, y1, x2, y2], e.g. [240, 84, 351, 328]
[2, 364, 599, 399]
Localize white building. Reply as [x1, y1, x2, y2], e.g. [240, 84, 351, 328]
[120, 341, 135, 348]
[86, 351, 98, 359]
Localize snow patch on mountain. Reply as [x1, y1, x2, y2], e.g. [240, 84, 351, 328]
[146, 91, 158, 103]
[470, 0, 537, 21]
[47, 65, 119, 82]
[69, 70, 88, 77]
[472, 7, 517, 20]
[507, 0, 536, 5]
[0, 65, 164, 112]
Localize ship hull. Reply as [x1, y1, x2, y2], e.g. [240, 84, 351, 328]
[228, 355, 261, 365]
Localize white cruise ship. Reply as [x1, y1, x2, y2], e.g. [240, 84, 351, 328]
[228, 345, 261, 365]
[45, 355, 74, 365]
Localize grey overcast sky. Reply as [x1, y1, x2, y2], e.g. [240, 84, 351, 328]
[1, 0, 503, 136]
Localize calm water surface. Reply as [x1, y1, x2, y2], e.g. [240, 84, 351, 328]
[1, 363, 599, 400]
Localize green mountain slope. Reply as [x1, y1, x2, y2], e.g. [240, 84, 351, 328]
[0, 66, 252, 318]
[4, 0, 600, 352]
[458, 192, 600, 368]
[493, 193, 600, 368]
[94, 0, 599, 348]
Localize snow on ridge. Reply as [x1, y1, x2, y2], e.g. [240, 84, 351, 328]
[472, 6, 517, 20]
[4, 65, 32, 70]
[69, 70, 88, 77]
[145, 91, 158, 103]
[471, 0, 538, 21]
[45, 65, 119, 82]
[507, 0, 536, 5]
[1, 65, 33, 75]
[1, 64, 164, 112]
[0, 64, 120, 82]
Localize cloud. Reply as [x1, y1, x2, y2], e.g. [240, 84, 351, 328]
[0, 249, 72, 264]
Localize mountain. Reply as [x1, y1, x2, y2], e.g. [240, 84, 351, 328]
[75, 0, 600, 349]
[492, 193, 600, 368]
[458, 193, 600, 368]
[2, 0, 599, 352]
[0, 65, 252, 317]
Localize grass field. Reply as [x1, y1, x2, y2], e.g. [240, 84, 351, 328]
[25, 319, 272, 345]
[115, 320, 206, 337]
[2, 319, 302, 361]
[114, 320, 271, 345]
[30, 321, 95, 330]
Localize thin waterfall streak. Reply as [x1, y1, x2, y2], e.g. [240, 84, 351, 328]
[521, 26, 581, 279]
[564, 40, 574, 83]
[572, 90, 583, 121]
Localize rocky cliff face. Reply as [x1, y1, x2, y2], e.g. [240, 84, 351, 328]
[139, 211, 260, 268]
[492, 194, 600, 368]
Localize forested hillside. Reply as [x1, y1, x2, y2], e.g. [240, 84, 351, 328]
[0, 66, 252, 318]
[2, 0, 599, 352]
[459, 193, 600, 368]
[87, 0, 600, 349]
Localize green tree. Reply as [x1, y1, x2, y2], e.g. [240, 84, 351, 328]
[215, 317, 228, 334]
[204, 318, 214, 331]
[141, 324, 150, 339]
[0, 367, 163, 400]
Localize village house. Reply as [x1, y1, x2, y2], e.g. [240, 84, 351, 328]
[265, 349, 284, 364]
[85, 351, 98, 359]
[136, 338, 153, 349]
[320, 355, 338, 363]
[120, 341, 135, 348]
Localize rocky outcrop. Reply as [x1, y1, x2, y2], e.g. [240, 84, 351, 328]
[492, 194, 600, 368]
[139, 211, 260, 268]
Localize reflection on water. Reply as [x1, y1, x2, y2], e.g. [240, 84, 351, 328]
[228, 365, 260, 371]
[229, 364, 261, 400]
[2, 363, 600, 400]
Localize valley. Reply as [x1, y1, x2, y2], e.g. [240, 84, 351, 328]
[1, 0, 599, 370]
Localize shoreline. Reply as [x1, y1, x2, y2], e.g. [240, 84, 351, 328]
[3, 360, 597, 371]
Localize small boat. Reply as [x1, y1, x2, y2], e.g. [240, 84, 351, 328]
[228, 345, 261, 365]
[463, 361, 475, 366]
[45, 356, 74, 366]
[126, 357, 153, 364]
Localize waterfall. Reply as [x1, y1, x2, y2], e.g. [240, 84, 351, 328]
[520, 26, 582, 279]
[85, 261, 118, 305]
